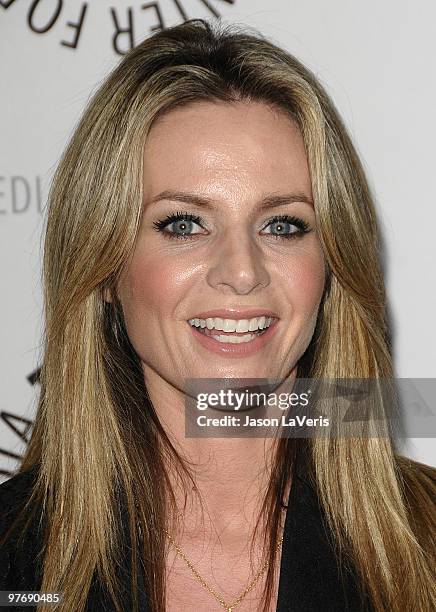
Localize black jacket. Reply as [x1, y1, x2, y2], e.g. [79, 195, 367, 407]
[0, 467, 369, 611]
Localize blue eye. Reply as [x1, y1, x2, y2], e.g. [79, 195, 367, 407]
[152, 211, 204, 240]
[261, 215, 310, 239]
[152, 211, 311, 240]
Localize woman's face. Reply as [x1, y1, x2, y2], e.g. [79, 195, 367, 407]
[112, 100, 326, 388]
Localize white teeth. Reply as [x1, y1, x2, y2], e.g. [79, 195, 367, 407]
[188, 316, 275, 332]
[235, 319, 249, 333]
[215, 333, 256, 344]
[223, 319, 237, 332]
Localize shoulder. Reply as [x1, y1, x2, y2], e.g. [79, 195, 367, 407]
[0, 468, 37, 506]
[0, 468, 39, 533]
[0, 467, 43, 591]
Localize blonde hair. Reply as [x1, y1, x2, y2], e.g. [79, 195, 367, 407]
[9, 19, 436, 611]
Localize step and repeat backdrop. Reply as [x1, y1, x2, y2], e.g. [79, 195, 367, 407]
[1, 0, 435, 479]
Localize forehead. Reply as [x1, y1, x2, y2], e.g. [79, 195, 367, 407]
[142, 100, 312, 199]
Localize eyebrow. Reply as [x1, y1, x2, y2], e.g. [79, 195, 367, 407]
[146, 190, 314, 211]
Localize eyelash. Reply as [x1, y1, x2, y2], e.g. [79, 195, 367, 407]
[152, 210, 311, 241]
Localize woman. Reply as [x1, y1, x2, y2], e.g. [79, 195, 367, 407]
[0, 18, 435, 612]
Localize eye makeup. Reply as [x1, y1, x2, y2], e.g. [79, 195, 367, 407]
[152, 210, 311, 241]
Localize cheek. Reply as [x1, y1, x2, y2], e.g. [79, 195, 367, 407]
[116, 251, 181, 359]
[279, 245, 326, 316]
[134, 259, 172, 308]
[117, 249, 193, 322]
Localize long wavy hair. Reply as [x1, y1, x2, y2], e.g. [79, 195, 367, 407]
[8, 18, 435, 612]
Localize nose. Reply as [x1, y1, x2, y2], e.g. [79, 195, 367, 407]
[206, 229, 270, 295]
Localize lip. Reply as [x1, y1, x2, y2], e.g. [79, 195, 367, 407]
[189, 308, 279, 320]
[188, 318, 280, 358]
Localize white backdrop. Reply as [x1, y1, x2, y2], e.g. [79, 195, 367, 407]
[1, 0, 435, 479]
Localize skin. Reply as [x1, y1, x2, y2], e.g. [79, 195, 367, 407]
[105, 100, 326, 606]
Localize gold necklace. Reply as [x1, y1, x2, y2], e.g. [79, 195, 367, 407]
[164, 528, 284, 612]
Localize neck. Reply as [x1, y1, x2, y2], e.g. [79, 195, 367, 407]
[142, 369, 295, 539]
